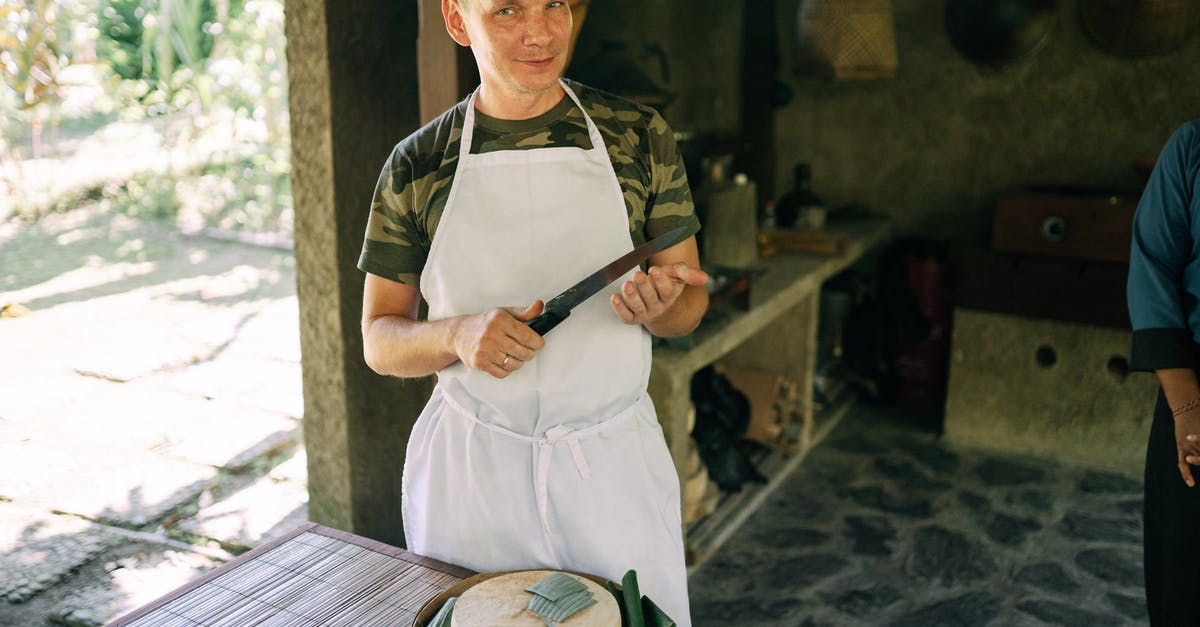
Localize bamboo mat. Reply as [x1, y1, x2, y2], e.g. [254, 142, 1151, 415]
[109, 522, 474, 627]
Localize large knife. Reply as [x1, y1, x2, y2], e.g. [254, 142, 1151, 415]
[527, 226, 689, 336]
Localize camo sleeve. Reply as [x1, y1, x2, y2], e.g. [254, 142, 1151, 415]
[643, 109, 700, 243]
[358, 105, 463, 287]
[358, 147, 429, 287]
[579, 80, 700, 248]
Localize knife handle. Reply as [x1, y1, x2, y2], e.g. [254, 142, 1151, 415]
[527, 307, 570, 336]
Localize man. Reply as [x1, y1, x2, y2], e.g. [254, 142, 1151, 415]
[1128, 118, 1200, 624]
[357, 0, 706, 623]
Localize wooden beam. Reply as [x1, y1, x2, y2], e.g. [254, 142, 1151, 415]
[418, 0, 463, 124]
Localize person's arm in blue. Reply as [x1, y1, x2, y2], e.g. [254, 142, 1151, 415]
[1128, 120, 1200, 486]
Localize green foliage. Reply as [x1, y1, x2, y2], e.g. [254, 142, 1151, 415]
[50, 152, 293, 234]
[7, 0, 292, 237]
[160, 151, 292, 233]
[97, 0, 217, 87]
[0, 0, 73, 109]
[96, 0, 145, 81]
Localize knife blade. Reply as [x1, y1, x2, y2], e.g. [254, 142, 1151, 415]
[527, 226, 690, 336]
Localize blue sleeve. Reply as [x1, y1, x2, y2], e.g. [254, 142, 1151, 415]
[1128, 121, 1199, 372]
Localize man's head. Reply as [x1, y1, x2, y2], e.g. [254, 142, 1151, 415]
[443, 0, 573, 103]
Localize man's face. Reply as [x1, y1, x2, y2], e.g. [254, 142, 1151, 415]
[449, 0, 573, 97]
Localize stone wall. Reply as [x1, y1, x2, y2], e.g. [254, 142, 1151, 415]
[943, 309, 1157, 476]
[567, 0, 744, 136]
[572, 1, 1200, 247]
[771, 0, 1200, 247]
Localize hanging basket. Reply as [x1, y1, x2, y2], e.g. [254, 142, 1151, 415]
[795, 0, 898, 80]
[1080, 0, 1200, 57]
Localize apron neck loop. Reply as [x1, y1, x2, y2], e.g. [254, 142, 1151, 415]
[457, 80, 606, 162]
[558, 80, 606, 158]
[459, 88, 480, 161]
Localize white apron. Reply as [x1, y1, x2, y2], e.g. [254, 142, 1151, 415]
[405, 81, 691, 625]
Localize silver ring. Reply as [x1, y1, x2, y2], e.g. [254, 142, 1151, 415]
[502, 355, 510, 367]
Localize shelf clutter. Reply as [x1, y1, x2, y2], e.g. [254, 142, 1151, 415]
[683, 376, 858, 571]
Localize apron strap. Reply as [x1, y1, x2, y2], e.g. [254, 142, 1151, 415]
[458, 80, 607, 162]
[558, 80, 608, 162]
[459, 89, 479, 161]
[544, 425, 593, 480]
[536, 425, 592, 533]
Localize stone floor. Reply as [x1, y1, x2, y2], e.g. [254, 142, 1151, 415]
[0, 206, 1149, 626]
[687, 405, 1147, 627]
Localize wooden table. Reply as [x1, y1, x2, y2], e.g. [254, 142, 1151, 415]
[109, 522, 473, 626]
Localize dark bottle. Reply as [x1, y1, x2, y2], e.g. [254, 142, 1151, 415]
[775, 162, 823, 229]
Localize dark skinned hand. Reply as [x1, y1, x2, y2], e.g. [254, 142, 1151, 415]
[1174, 405, 1200, 487]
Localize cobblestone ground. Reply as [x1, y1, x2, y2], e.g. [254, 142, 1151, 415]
[688, 406, 1147, 627]
[0, 206, 307, 626]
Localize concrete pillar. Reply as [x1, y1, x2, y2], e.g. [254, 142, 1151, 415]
[284, 0, 431, 547]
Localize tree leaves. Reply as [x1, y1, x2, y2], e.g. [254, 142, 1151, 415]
[0, 0, 70, 110]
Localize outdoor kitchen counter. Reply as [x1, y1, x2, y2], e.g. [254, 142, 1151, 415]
[647, 218, 891, 567]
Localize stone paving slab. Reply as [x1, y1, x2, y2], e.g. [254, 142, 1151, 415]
[49, 545, 223, 627]
[1, 296, 247, 382]
[0, 504, 126, 603]
[266, 447, 307, 484]
[0, 374, 121, 426]
[0, 206, 294, 315]
[175, 470, 309, 552]
[0, 440, 216, 527]
[219, 296, 302, 364]
[72, 335, 217, 383]
[2, 263, 292, 390]
[158, 352, 304, 420]
[19, 384, 299, 471]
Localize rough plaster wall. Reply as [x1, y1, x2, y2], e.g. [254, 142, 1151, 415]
[772, 0, 1200, 248]
[944, 309, 1157, 475]
[285, 0, 351, 532]
[568, 2, 1197, 245]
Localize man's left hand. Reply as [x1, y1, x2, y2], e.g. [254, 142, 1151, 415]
[611, 263, 708, 326]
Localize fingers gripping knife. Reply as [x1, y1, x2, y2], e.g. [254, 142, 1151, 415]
[526, 227, 689, 336]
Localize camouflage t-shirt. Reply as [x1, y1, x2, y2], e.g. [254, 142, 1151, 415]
[357, 79, 700, 287]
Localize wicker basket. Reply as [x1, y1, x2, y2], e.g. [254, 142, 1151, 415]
[1080, 0, 1200, 57]
[795, 0, 898, 80]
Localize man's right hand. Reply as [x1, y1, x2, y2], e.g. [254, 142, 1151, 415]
[451, 301, 546, 378]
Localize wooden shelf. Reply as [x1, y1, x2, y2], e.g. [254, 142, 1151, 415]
[654, 220, 891, 377]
